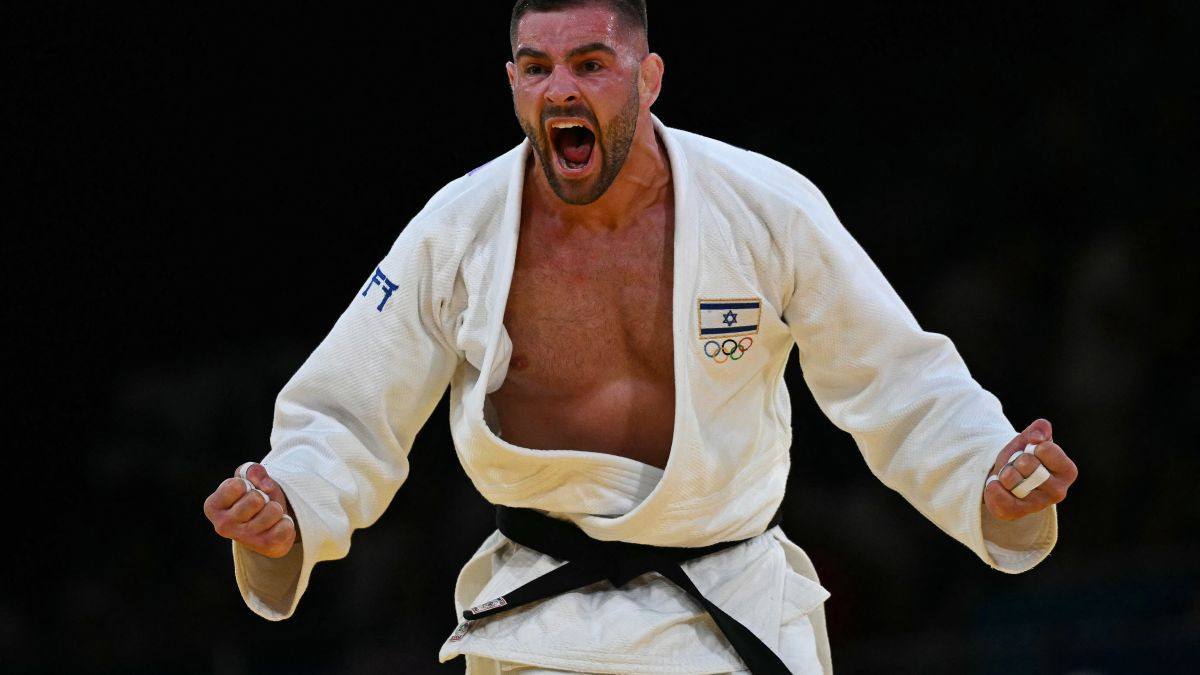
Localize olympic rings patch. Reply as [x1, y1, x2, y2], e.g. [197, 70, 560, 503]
[702, 337, 753, 364]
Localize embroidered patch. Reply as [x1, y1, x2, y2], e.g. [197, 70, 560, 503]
[361, 267, 398, 312]
[698, 298, 759, 364]
[468, 596, 507, 615]
[448, 621, 472, 643]
[703, 336, 754, 364]
[697, 298, 761, 338]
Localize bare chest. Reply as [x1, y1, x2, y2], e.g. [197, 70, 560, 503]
[500, 221, 674, 390]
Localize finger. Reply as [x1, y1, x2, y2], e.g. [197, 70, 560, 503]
[985, 478, 1054, 520]
[984, 479, 1026, 520]
[206, 478, 260, 539]
[1010, 452, 1042, 478]
[991, 419, 1051, 475]
[242, 514, 297, 558]
[998, 465, 1025, 491]
[203, 477, 255, 521]
[236, 461, 256, 480]
[1011, 464, 1051, 498]
[1033, 442, 1078, 484]
[242, 462, 290, 511]
[1011, 487, 1054, 513]
[227, 486, 271, 523]
[992, 437, 1030, 476]
[243, 499, 286, 536]
[1026, 468, 1072, 503]
[1026, 418, 1053, 444]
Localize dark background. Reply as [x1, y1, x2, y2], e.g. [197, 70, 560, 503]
[9, 1, 1198, 673]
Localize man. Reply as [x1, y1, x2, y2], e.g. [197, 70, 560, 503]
[203, 1, 1078, 672]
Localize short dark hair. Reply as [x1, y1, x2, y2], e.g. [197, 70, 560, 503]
[510, 0, 649, 51]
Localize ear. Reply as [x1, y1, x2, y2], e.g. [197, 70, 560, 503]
[638, 53, 664, 108]
[506, 61, 516, 90]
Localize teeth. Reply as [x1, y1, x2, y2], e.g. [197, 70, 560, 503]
[550, 121, 584, 129]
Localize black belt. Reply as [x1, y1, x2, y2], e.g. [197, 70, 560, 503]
[460, 506, 791, 674]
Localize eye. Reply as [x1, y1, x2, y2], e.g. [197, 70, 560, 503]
[524, 64, 547, 76]
[580, 61, 603, 73]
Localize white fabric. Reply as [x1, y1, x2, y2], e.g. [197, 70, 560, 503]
[231, 117, 1057, 673]
[450, 525, 828, 674]
[443, 470, 828, 674]
[476, 604, 817, 674]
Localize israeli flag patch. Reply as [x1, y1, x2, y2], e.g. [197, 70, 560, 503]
[697, 298, 761, 338]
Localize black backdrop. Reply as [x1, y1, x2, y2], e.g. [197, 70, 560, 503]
[9, 2, 1198, 673]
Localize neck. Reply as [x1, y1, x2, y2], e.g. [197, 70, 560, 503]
[525, 113, 671, 232]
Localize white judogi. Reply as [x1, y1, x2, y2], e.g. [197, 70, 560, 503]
[232, 117, 1057, 674]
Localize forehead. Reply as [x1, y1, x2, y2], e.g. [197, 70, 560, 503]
[513, 5, 631, 56]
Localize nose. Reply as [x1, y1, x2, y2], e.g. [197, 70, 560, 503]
[543, 64, 579, 105]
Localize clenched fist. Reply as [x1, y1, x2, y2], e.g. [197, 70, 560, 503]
[984, 418, 1078, 521]
[203, 462, 298, 558]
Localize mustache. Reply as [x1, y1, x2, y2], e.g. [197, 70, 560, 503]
[540, 104, 598, 130]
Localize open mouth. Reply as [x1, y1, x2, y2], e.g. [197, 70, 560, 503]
[548, 120, 596, 173]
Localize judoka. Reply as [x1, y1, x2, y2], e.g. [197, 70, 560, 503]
[202, 0, 1079, 672]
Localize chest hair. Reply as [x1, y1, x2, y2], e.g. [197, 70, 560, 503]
[502, 218, 674, 391]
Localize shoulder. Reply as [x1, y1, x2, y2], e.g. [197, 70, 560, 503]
[663, 125, 838, 229]
[400, 142, 525, 237]
[374, 142, 526, 276]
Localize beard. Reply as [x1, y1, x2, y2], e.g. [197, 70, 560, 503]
[516, 77, 640, 205]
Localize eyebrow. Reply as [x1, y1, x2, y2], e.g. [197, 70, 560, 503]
[515, 42, 617, 61]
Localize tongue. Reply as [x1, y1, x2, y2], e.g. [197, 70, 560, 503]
[560, 129, 593, 165]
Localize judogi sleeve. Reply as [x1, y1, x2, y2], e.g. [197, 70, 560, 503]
[781, 178, 1056, 573]
[232, 221, 461, 619]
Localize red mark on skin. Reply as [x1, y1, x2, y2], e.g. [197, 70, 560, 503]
[511, 354, 530, 370]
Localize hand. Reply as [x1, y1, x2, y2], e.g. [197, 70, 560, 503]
[203, 462, 298, 558]
[983, 419, 1078, 521]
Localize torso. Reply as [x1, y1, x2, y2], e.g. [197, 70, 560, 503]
[488, 180, 676, 468]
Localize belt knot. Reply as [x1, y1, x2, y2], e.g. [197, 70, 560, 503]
[606, 543, 666, 588]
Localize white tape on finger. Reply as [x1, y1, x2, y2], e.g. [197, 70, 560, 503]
[1012, 464, 1051, 499]
[251, 488, 270, 505]
[236, 462, 256, 480]
[1004, 444, 1038, 470]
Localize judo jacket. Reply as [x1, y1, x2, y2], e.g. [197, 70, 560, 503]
[232, 117, 1057, 673]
